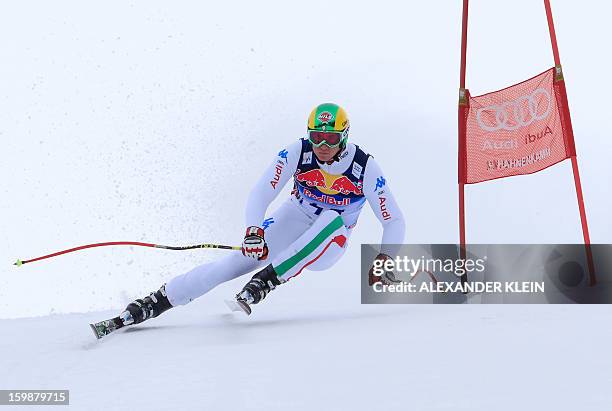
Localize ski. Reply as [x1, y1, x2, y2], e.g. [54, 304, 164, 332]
[89, 316, 125, 339]
[224, 299, 251, 315]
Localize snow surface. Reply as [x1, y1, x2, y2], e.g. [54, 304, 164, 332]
[1, 0, 611, 409]
[3, 302, 612, 410]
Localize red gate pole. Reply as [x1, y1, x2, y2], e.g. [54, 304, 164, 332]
[458, 0, 469, 277]
[543, 0, 596, 285]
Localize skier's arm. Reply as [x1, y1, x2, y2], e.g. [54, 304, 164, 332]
[362, 157, 406, 257]
[244, 141, 300, 227]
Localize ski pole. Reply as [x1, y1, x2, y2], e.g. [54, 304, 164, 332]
[14, 241, 241, 267]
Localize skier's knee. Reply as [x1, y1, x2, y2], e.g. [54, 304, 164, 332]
[306, 234, 347, 271]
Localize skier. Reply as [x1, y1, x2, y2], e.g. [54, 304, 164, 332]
[91, 103, 405, 337]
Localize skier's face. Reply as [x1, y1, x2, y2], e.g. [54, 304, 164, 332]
[313, 144, 341, 162]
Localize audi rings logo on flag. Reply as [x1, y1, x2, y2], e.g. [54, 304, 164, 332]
[476, 88, 552, 132]
[464, 67, 571, 184]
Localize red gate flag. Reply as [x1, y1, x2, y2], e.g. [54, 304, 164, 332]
[457, 0, 595, 284]
[461, 67, 575, 184]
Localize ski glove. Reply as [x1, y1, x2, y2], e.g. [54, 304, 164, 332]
[368, 253, 401, 286]
[241, 226, 269, 261]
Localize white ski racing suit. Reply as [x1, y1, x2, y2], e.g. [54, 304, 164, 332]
[165, 139, 405, 306]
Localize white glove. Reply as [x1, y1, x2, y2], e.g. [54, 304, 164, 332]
[241, 226, 269, 261]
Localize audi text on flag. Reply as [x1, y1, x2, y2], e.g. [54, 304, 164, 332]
[462, 68, 574, 184]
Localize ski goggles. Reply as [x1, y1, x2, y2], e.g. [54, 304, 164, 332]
[308, 130, 345, 148]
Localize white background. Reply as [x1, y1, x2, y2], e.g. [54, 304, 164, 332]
[1, 0, 609, 318]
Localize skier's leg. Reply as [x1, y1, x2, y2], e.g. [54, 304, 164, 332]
[94, 200, 312, 334]
[165, 200, 311, 306]
[165, 252, 263, 306]
[117, 251, 262, 326]
[272, 210, 349, 282]
[298, 228, 353, 272]
[234, 210, 349, 312]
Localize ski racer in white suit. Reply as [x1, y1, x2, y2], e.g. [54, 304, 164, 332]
[118, 103, 405, 323]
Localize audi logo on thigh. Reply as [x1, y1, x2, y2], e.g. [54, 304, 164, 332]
[476, 88, 552, 132]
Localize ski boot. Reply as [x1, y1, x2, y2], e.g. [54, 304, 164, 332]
[231, 264, 282, 315]
[122, 283, 173, 325]
[89, 283, 173, 339]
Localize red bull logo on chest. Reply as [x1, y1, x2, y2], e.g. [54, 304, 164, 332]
[302, 188, 351, 206]
[295, 169, 363, 196]
[329, 176, 362, 195]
